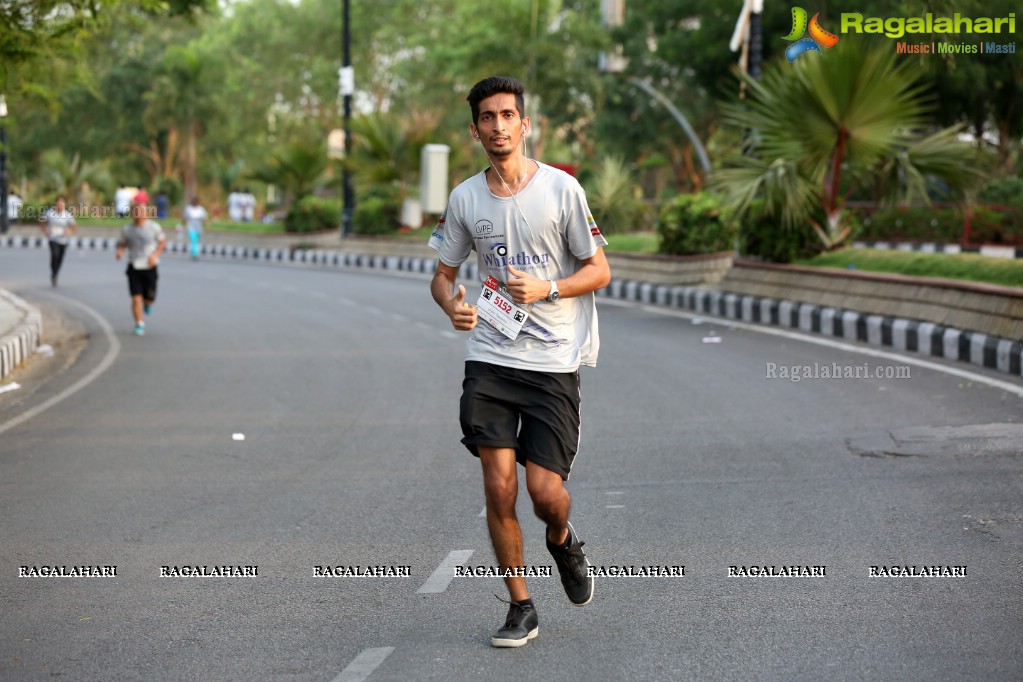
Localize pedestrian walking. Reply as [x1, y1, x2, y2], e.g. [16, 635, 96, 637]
[115, 184, 133, 218]
[241, 187, 256, 223]
[428, 76, 611, 648]
[227, 188, 243, 222]
[116, 197, 166, 336]
[182, 196, 208, 260]
[39, 195, 77, 286]
[7, 191, 22, 223]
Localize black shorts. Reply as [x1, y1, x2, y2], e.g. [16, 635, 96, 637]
[126, 265, 158, 301]
[459, 361, 581, 481]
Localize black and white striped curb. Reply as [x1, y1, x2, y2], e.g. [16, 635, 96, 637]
[854, 241, 1023, 259]
[0, 233, 465, 277]
[0, 288, 42, 381]
[598, 280, 1023, 379]
[3, 234, 1021, 379]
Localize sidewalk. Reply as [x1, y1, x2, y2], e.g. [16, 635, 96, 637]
[0, 287, 42, 382]
[2, 226, 1021, 382]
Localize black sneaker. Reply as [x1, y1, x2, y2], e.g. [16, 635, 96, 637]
[491, 600, 539, 648]
[546, 521, 594, 606]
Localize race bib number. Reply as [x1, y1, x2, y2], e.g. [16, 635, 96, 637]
[476, 276, 528, 340]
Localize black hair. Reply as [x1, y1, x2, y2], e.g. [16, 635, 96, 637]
[467, 76, 525, 126]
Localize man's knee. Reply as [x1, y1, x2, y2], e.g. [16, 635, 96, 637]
[526, 475, 566, 514]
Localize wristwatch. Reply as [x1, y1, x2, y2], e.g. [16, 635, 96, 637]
[546, 280, 560, 302]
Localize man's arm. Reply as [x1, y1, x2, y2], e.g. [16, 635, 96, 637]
[431, 261, 477, 331]
[148, 233, 167, 267]
[505, 248, 611, 305]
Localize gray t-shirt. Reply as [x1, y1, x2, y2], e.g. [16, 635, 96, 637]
[43, 208, 76, 245]
[121, 220, 165, 270]
[429, 161, 608, 372]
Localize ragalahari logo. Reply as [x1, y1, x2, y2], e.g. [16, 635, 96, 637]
[783, 7, 839, 62]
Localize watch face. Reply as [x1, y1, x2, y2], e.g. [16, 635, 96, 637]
[549, 290, 560, 302]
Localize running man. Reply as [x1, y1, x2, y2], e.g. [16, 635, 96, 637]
[429, 76, 611, 648]
[116, 197, 165, 336]
[39, 195, 77, 287]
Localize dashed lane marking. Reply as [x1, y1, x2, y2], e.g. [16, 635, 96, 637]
[331, 647, 395, 682]
[416, 550, 474, 594]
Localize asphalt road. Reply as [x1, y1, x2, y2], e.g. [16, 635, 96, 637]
[1, 247, 1022, 682]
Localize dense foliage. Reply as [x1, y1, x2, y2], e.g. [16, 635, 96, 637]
[2, 0, 1019, 239]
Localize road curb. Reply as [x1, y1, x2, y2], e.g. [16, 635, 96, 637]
[2, 233, 1021, 380]
[0, 288, 43, 382]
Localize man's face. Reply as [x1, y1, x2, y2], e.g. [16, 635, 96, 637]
[472, 92, 528, 158]
[131, 203, 147, 223]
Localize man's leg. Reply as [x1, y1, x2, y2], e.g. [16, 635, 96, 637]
[479, 446, 529, 602]
[480, 446, 540, 648]
[131, 295, 144, 325]
[525, 460, 570, 546]
[526, 462, 594, 607]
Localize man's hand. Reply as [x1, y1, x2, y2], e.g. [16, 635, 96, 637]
[448, 284, 477, 331]
[115, 248, 124, 261]
[506, 266, 551, 305]
[147, 254, 159, 268]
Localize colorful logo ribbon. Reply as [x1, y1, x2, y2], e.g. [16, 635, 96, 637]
[783, 7, 839, 62]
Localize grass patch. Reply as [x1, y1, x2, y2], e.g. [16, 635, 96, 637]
[72, 218, 660, 254]
[604, 231, 659, 254]
[798, 248, 1023, 289]
[75, 216, 287, 234]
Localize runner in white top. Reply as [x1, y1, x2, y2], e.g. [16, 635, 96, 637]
[430, 161, 606, 372]
[39, 195, 77, 286]
[429, 76, 611, 649]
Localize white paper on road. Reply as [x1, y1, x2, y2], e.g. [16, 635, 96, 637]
[36, 344, 54, 357]
[0, 382, 22, 394]
[702, 336, 722, 343]
[232, 433, 245, 441]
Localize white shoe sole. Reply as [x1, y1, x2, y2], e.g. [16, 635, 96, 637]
[490, 626, 538, 648]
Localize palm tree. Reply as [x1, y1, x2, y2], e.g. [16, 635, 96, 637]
[583, 155, 649, 234]
[247, 141, 327, 206]
[143, 44, 218, 201]
[714, 40, 984, 250]
[39, 149, 113, 206]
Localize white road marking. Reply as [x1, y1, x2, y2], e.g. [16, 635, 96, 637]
[478, 505, 487, 517]
[606, 505, 626, 509]
[0, 295, 121, 436]
[599, 298, 1023, 398]
[331, 647, 395, 682]
[606, 491, 624, 495]
[416, 549, 474, 594]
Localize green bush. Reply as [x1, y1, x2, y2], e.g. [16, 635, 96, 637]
[353, 188, 400, 235]
[285, 195, 341, 233]
[738, 201, 821, 263]
[656, 192, 737, 256]
[854, 206, 965, 242]
[978, 176, 1023, 207]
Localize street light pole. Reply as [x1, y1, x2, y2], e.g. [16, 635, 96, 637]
[339, 0, 354, 238]
[1, 95, 8, 235]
